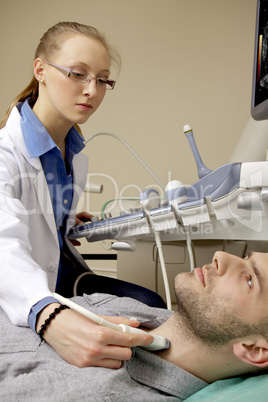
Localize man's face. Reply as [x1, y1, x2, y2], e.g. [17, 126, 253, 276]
[174, 251, 268, 345]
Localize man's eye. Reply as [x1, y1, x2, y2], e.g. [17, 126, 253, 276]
[245, 274, 253, 288]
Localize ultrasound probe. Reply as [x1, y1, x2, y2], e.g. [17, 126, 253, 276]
[53, 293, 170, 351]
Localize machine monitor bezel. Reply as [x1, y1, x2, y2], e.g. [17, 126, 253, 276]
[251, 0, 268, 120]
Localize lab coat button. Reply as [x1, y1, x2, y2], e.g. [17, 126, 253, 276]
[47, 262, 57, 272]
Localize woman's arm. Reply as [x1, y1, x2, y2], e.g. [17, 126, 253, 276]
[36, 303, 153, 368]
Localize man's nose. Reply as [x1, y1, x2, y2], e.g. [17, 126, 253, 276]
[212, 251, 232, 275]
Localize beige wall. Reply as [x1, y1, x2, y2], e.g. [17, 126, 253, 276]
[0, 0, 259, 253]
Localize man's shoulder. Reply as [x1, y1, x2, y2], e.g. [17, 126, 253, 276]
[73, 293, 174, 328]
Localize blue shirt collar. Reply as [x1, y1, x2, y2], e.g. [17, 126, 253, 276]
[20, 98, 85, 158]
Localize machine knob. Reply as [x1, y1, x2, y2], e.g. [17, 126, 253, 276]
[140, 189, 161, 211]
[165, 180, 187, 203]
[124, 208, 133, 215]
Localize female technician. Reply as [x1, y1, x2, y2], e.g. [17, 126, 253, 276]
[0, 22, 165, 368]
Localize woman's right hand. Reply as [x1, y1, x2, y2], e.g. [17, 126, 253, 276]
[36, 303, 154, 368]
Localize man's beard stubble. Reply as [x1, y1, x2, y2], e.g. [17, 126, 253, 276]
[174, 271, 261, 346]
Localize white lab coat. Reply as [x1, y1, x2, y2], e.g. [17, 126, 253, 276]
[0, 106, 89, 326]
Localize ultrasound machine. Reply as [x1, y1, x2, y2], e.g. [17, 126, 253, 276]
[68, 0, 268, 309]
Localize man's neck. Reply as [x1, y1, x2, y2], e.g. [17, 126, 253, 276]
[150, 312, 246, 383]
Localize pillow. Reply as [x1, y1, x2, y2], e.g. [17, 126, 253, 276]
[185, 374, 268, 401]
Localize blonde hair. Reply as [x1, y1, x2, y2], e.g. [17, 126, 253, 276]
[0, 21, 121, 130]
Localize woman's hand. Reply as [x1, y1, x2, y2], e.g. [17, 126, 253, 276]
[75, 211, 94, 225]
[36, 303, 153, 368]
[71, 211, 94, 246]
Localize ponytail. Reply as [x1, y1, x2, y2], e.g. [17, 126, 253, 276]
[0, 77, 38, 129]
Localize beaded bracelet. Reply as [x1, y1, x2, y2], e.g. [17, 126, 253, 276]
[37, 304, 70, 341]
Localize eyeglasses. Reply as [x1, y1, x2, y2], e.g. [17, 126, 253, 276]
[43, 61, 116, 90]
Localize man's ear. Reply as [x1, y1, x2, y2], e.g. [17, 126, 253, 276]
[233, 338, 268, 368]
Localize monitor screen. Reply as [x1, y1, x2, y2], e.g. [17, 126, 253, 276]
[251, 0, 268, 120]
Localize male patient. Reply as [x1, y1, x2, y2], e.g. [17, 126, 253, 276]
[1, 251, 268, 401]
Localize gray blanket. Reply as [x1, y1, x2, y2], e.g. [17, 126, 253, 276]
[0, 294, 207, 401]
